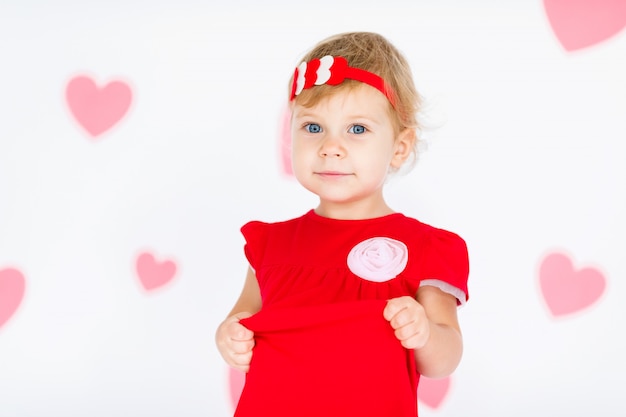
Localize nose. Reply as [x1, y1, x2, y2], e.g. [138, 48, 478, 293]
[319, 136, 345, 158]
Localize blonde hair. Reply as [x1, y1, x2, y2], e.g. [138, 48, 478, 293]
[289, 32, 422, 142]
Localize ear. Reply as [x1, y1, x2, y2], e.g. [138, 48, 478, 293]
[390, 128, 416, 169]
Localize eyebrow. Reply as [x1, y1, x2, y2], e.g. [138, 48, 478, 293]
[348, 114, 383, 124]
[291, 109, 317, 119]
[292, 109, 384, 125]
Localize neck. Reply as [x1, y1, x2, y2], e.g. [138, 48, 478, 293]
[314, 199, 395, 220]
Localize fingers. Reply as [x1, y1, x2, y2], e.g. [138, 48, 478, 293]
[384, 296, 430, 349]
[228, 325, 255, 372]
[230, 350, 253, 373]
[383, 296, 419, 322]
[229, 321, 254, 342]
[216, 315, 256, 372]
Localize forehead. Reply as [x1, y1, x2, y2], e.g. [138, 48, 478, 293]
[293, 84, 392, 116]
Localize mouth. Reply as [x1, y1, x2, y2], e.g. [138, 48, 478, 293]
[314, 171, 353, 178]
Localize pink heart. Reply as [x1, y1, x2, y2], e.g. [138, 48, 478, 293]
[0, 268, 26, 329]
[543, 0, 626, 51]
[135, 252, 177, 291]
[539, 252, 606, 317]
[66, 75, 132, 137]
[279, 106, 293, 177]
[418, 376, 450, 409]
[228, 368, 245, 410]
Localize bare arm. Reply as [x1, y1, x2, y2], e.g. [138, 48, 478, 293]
[227, 266, 263, 317]
[414, 285, 463, 378]
[215, 267, 263, 372]
[384, 285, 463, 379]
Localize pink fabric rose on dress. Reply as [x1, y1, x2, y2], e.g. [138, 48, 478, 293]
[347, 237, 408, 282]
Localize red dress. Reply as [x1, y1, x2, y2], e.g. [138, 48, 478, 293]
[235, 210, 469, 417]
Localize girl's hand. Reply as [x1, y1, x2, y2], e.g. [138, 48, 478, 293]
[215, 312, 255, 373]
[383, 296, 430, 350]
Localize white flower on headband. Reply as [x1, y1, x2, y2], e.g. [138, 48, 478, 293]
[294, 55, 342, 97]
[314, 55, 334, 85]
[295, 61, 307, 96]
[290, 55, 395, 107]
[347, 237, 408, 282]
[294, 56, 336, 95]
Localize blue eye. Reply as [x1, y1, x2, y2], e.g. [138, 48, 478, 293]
[349, 124, 366, 134]
[305, 123, 322, 133]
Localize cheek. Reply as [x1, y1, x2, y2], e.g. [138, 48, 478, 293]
[290, 143, 308, 173]
[367, 145, 396, 168]
[290, 153, 312, 190]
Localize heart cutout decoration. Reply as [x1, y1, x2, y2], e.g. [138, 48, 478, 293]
[279, 106, 293, 177]
[229, 368, 246, 410]
[418, 376, 451, 409]
[543, 0, 626, 51]
[538, 252, 606, 317]
[66, 75, 132, 137]
[135, 251, 177, 291]
[0, 268, 26, 329]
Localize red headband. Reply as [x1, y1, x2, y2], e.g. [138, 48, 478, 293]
[290, 55, 395, 106]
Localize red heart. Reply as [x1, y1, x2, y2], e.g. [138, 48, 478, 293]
[135, 252, 177, 291]
[418, 376, 451, 409]
[543, 0, 626, 51]
[0, 268, 26, 329]
[539, 252, 606, 317]
[66, 75, 132, 137]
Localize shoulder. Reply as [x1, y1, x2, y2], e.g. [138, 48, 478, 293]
[394, 214, 467, 249]
[241, 211, 309, 237]
[240, 212, 311, 268]
[397, 215, 470, 304]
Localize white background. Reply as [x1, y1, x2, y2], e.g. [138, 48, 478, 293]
[1, 1, 625, 416]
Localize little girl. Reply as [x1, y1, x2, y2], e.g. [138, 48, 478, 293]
[216, 31, 469, 417]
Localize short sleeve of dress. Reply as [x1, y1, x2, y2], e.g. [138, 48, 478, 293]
[420, 228, 470, 306]
[240, 221, 269, 273]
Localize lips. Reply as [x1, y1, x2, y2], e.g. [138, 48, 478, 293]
[315, 171, 352, 178]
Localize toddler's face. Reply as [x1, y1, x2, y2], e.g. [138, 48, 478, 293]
[290, 85, 411, 217]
